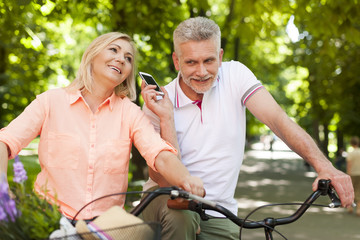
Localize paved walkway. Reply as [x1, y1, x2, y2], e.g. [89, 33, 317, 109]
[236, 141, 359, 240]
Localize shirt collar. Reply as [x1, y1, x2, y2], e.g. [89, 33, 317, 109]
[68, 90, 117, 111]
[174, 72, 220, 109]
[68, 90, 82, 105]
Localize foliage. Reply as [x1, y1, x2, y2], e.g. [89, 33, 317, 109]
[2, 185, 61, 240]
[0, 0, 111, 127]
[285, 0, 360, 154]
[0, 156, 61, 240]
[1, 0, 359, 166]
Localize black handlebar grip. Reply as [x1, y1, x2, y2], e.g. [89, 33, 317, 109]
[318, 179, 331, 195]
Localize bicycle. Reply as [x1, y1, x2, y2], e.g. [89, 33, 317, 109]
[55, 179, 342, 240]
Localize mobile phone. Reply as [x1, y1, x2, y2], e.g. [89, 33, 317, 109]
[138, 72, 164, 96]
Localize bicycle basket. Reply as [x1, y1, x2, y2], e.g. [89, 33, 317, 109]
[50, 222, 161, 240]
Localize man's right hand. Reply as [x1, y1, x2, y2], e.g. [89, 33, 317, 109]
[141, 81, 174, 121]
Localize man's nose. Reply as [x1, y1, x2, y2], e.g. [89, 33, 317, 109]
[196, 63, 207, 77]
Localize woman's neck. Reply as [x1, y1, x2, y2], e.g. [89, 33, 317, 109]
[81, 89, 112, 113]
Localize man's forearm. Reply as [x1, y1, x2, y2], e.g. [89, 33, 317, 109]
[141, 86, 183, 186]
[150, 115, 181, 187]
[272, 117, 333, 172]
[159, 115, 181, 158]
[246, 89, 354, 206]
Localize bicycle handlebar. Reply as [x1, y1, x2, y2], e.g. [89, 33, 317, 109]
[71, 179, 344, 240]
[131, 179, 341, 229]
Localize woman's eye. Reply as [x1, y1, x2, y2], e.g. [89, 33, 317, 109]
[109, 47, 117, 53]
[125, 56, 132, 63]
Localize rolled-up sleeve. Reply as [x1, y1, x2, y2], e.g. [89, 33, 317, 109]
[128, 104, 177, 172]
[0, 93, 46, 159]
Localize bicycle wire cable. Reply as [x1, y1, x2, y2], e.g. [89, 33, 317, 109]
[239, 202, 331, 240]
[71, 189, 332, 239]
[71, 189, 169, 225]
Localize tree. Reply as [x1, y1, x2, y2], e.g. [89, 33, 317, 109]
[0, 0, 111, 127]
[1, 0, 359, 177]
[288, 0, 360, 156]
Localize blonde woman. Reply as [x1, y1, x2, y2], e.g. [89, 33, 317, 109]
[0, 32, 204, 222]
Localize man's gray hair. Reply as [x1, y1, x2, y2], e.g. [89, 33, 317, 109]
[173, 17, 221, 54]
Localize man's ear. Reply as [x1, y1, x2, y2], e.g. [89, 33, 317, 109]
[218, 48, 224, 67]
[172, 52, 180, 71]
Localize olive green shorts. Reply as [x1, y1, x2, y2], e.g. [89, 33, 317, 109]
[141, 186, 239, 240]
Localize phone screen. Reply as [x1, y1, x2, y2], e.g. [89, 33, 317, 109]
[139, 72, 164, 95]
[142, 74, 161, 91]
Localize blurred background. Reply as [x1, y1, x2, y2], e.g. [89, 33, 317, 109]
[1, 0, 360, 182]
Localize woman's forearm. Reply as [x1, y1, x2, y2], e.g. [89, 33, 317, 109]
[149, 111, 181, 187]
[0, 141, 9, 176]
[154, 151, 204, 196]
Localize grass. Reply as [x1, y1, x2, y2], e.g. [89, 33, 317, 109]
[8, 154, 40, 190]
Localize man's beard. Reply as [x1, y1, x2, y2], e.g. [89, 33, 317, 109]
[181, 74, 217, 94]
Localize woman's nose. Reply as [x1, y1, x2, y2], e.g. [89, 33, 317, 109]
[115, 54, 125, 64]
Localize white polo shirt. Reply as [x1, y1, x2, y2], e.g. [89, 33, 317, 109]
[143, 61, 263, 216]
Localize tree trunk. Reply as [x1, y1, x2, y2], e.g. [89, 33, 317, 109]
[312, 120, 320, 145]
[131, 146, 147, 180]
[336, 128, 344, 155]
[323, 123, 329, 157]
[234, 37, 240, 60]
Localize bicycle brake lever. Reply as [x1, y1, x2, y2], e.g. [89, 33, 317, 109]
[192, 202, 210, 221]
[317, 179, 341, 208]
[327, 186, 341, 208]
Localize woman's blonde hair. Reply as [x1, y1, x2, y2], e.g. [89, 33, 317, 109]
[67, 32, 137, 101]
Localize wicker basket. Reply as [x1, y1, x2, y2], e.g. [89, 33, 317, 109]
[50, 222, 161, 240]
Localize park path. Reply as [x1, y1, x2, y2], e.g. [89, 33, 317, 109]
[236, 140, 360, 240]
